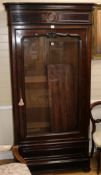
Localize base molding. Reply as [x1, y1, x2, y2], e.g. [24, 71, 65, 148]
[29, 157, 90, 174]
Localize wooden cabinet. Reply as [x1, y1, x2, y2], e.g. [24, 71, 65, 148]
[4, 3, 94, 173]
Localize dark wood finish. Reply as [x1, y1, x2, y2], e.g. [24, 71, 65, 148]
[4, 3, 94, 173]
[48, 64, 75, 132]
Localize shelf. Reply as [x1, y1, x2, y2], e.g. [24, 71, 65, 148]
[25, 76, 47, 83]
[27, 122, 50, 134]
[27, 122, 49, 129]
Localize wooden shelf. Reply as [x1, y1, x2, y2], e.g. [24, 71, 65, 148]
[25, 76, 47, 83]
[27, 122, 49, 133]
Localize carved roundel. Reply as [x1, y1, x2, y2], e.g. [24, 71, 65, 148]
[47, 12, 58, 22]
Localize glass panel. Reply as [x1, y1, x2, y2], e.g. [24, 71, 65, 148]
[24, 37, 50, 135]
[23, 34, 79, 135]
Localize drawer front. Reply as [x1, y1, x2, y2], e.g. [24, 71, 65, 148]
[10, 11, 92, 25]
[19, 140, 89, 160]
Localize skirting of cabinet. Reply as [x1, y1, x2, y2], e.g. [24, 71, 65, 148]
[29, 157, 90, 173]
[30, 159, 90, 174]
[19, 139, 90, 172]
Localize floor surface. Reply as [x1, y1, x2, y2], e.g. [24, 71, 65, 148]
[0, 155, 100, 175]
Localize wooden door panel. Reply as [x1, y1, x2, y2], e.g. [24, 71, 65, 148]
[48, 64, 76, 132]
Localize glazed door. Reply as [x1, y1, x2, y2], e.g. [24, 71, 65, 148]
[15, 29, 86, 140]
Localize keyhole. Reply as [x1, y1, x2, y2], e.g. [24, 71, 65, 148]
[50, 42, 55, 46]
